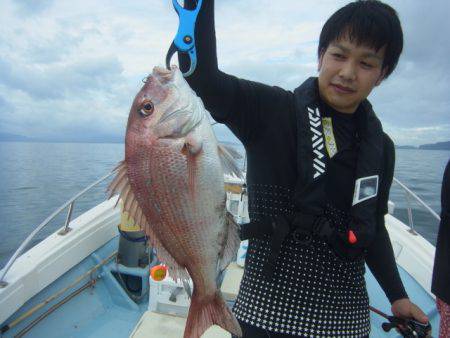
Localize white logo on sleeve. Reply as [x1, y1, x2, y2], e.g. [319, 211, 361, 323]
[307, 107, 325, 179]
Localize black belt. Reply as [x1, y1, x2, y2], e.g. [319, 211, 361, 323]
[239, 212, 335, 276]
[240, 212, 367, 277]
[240, 212, 333, 241]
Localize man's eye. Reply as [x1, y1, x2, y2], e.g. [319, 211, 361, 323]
[361, 62, 374, 69]
[332, 53, 345, 60]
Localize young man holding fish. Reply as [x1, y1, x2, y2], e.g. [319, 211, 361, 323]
[178, 0, 429, 337]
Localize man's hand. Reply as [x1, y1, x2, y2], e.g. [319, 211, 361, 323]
[391, 298, 428, 323]
[391, 298, 431, 337]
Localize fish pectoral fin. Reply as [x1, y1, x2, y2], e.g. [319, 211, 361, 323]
[182, 132, 203, 156]
[217, 144, 244, 179]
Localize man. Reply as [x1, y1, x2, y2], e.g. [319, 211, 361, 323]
[179, 1, 429, 337]
[432, 160, 450, 338]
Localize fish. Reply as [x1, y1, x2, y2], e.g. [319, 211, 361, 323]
[108, 65, 243, 338]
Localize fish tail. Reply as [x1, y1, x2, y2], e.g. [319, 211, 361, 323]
[183, 290, 242, 338]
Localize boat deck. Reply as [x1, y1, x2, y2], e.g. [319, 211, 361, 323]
[1, 235, 441, 337]
[130, 262, 242, 338]
[130, 263, 439, 338]
[0, 195, 441, 337]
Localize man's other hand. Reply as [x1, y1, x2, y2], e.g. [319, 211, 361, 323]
[391, 298, 428, 323]
[391, 298, 431, 337]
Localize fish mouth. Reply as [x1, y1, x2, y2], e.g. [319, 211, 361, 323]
[153, 66, 173, 75]
[153, 66, 176, 84]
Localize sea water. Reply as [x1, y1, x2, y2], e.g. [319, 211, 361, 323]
[0, 141, 448, 269]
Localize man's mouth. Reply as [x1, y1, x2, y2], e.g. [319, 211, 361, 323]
[330, 83, 356, 94]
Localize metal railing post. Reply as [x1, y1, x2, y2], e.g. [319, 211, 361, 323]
[59, 202, 75, 235]
[404, 192, 417, 235]
[393, 178, 441, 221]
[392, 177, 440, 237]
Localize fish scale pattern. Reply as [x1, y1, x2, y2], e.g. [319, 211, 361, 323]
[233, 184, 371, 337]
[146, 141, 221, 271]
[127, 132, 225, 291]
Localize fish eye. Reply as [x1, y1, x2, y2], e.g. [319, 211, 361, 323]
[139, 100, 154, 117]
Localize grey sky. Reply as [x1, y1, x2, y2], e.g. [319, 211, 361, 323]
[0, 0, 448, 145]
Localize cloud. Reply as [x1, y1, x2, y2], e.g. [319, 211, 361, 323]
[0, 93, 15, 134]
[0, 0, 448, 146]
[24, 33, 83, 64]
[12, 0, 54, 15]
[0, 94, 13, 113]
[0, 56, 124, 99]
[368, 0, 450, 143]
[384, 123, 450, 146]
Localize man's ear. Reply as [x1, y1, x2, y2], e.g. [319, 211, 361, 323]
[375, 68, 387, 86]
[318, 53, 324, 72]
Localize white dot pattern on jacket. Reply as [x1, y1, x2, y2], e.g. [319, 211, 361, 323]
[232, 184, 371, 337]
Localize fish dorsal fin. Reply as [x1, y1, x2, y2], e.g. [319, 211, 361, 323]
[107, 160, 139, 215]
[217, 144, 244, 180]
[107, 161, 190, 283]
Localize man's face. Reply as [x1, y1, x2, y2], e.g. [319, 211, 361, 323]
[318, 36, 386, 114]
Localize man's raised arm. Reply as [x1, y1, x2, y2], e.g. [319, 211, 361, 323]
[178, 0, 291, 146]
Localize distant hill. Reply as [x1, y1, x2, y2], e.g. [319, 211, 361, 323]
[395, 145, 417, 149]
[419, 141, 450, 150]
[2, 132, 447, 149]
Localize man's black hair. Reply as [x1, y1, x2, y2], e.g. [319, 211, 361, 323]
[318, 0, 403, 79]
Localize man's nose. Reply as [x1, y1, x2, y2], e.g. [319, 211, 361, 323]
[339, 61, 357, 81]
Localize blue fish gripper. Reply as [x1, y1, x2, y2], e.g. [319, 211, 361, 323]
[166, 0, 203, 77]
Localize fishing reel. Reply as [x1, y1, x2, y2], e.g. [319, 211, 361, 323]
[381, 316, 431, 338]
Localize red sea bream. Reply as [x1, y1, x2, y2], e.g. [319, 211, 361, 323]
[108, 66, 242, 338]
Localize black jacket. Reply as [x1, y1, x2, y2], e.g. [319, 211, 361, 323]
[432, 160, 450, 304]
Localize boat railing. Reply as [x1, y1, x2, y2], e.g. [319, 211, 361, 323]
[0, 172, 440, 287]
[0, 171, 116, 288]
[392, 177, 441, 235]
